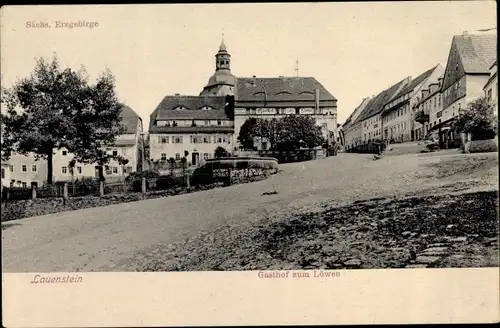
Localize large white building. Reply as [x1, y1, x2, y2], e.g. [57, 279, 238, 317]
[148, 95, 234, 168]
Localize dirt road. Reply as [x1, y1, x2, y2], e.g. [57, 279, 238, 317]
[2, 151, 498, 272]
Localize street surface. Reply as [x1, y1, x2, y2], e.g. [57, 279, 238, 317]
[2, 151, 498, 272]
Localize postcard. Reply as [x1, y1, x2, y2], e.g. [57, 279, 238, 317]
[1, 2, 498, 327]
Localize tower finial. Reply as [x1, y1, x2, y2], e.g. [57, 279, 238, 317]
[219, 28, 227, 51]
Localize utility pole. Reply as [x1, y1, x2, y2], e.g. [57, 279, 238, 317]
[294, 60, 299, 77]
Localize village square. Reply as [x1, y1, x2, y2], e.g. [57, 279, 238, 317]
[1, 3, 498, 273]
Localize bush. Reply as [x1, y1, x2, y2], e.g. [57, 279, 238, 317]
[214, 146, 230, 158]
[455, 97, 497, 141]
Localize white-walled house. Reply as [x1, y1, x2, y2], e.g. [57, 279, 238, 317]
[484, 60, 497, 111]
[381, 65, 444, 142]
[3, 106, 143, 186]
[149, 95, 234, 169]
[342, 97, 371, 150]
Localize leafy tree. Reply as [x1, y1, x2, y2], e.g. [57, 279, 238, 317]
[214, 146, 230, 158]
[275, 115, 325, 150]
[237, 117, 259, 150]
[455, 97, 497, 141]
[0, 54, 126, 184]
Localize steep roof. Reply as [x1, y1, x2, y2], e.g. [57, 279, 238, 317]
[343, 97, 371, 127]
[454, 34, 497, 74]
[235, 77, 337, 103]
[355, 78, 409, 123]
[395, 65, 439, 97]
[149, 96, 231, 133]
[120, 105, 142, 134]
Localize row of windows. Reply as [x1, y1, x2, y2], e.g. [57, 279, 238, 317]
[60, 150, 121, 157]
[363, 116, 380, 127]
[8, 165, 37, 173]
[443, 80, 462, 97]
[384, 105, 410, 123]
[160, 152, 213, 161]
[157, 120, 227, 127]
[158, 135, 231, 144]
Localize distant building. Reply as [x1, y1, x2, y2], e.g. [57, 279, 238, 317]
[354, 77, 410, 144]
[342, 97, 371, 150]
[197, 39, 338, 150]
[3, 106, 143, 186]
[437, 32, 496, 139]
[382, 65, 444, 142]
[148, 95, 235, 168]
[233, 76, 338, 149]
[484, 60, 498, 110]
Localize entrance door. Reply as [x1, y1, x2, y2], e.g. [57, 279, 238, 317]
[192, 152, 199, 166]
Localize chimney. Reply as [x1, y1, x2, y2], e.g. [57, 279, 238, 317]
[252, 75, 256, 87]
[463, 31, 468, 36]
[315, 88, 320, 114]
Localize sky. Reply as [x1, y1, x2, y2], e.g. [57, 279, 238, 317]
[1, 2, 497, 129]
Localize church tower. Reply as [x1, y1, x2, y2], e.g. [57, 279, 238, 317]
[216, 38, 231, 71]
[200, 35, 236, 97]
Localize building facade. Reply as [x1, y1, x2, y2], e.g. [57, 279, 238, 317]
[232, 76, 338, 149]
[148, 95, 235, 169]
[437, 32, 496, 141]
[342, 97, 371, 150]
[3, 106, 143, 187]
[414, 74, 444, 141]
[484, 60, 498, 110]
[352, 77, 410, 145]
[381, 65, 444, 142]
[194, 40, 339, 150]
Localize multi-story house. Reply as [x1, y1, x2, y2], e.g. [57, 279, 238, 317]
[342, 97, 371, 150]
[355, 77, 410, 144]
[148, 95, 235, 168]
[437, 32, 496, 144]
[4, 106, 143, 186]
[233, 76, 338, 149]
[414, 74, 445, 142]
[484, 60, 498, 110]
[381, 65, 444, 143]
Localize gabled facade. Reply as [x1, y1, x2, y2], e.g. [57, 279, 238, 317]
[440, 33, 496, 121]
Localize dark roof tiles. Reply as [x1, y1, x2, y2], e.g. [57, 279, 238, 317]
[235, 77, 337, 102]
[149, 96, 231, 133]
[395, 66, 438, 97]
[454, 34, 496, 74]
[120, 105, 142, 134]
